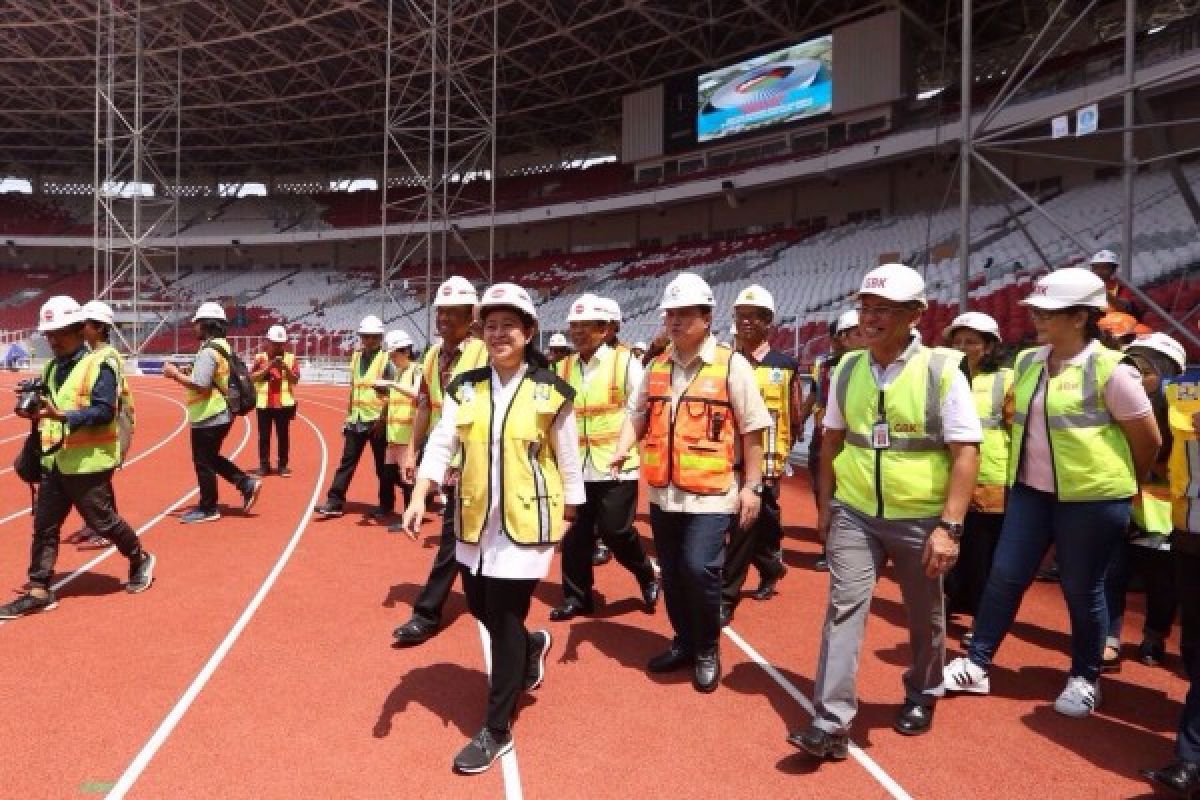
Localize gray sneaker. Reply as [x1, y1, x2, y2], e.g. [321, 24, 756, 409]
[0, 591, 58, 619]
[453, 728, 513, 774]
[1053, 676, 1101, 717]
[126, 552, 156, 594]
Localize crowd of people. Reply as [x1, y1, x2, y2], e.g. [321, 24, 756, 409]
[1, 255, 1198, 795]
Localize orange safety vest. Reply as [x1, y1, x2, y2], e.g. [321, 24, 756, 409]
[641, 345, 736, 496]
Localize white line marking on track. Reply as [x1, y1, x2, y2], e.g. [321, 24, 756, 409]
[721, 627, 914, 800]
[0, 430, 26, 445]
[475, 623, 525, 800]
[104, 412, 329, 800]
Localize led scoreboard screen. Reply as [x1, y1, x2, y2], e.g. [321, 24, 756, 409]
[696, 35, 833, 144]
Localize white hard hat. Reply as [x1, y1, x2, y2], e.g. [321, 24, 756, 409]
[81, 300, 115, 327]
[595, 297, 622, 323]
[660, 272, 714, 310]
[548, 333, 569, 348]
[192, 301, 227, 322]
[857, 263, 927, 307]
[944, 311, 1002, 342]
[566, 293, 609, 323]
[266, 324, 288, 343]
[433, 275, 479, 308]
[358, 315, 385, 335]
[1091, 249, 1119, 266]
[384, 329, 414, 352]
[733, 284, 775, 315]
[38, 295, 83, 332]
[834, 309, 860, 334]
[633, 341, 648, 351]
[1021, 267, 1108, 310]
[1128, 332, 1187, 372]
[480, 282, 537, 321]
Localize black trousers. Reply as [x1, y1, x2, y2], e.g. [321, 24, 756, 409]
[191, 422, 249, 511]
[411, 486, 459, 627]
[256, 406, 293, 468]
[324, 426, 395, 511]
[560, 480, 655, 606]
[461, 566, 539, 734]
[722, 482, 784, 608]
[30, 467, 143, 588]
[1174, 541, 1200, 762]
[946, 510, 1005, 617]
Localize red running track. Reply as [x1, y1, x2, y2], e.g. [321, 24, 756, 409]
[0, 377, 1186, 799]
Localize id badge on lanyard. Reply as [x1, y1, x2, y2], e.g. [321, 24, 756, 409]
[872, 388, 890, 450]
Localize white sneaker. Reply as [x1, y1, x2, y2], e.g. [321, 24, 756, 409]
[943, 656, 991, 694]
[1053, 676, 1101, 717]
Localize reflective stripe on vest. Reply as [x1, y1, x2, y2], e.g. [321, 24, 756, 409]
[558, 347, 638, 474]
[641, 346, 736, 496]
[1007, 346, 1137, 501]
[254, 351, 296, 408]
[1165, 371, 1200, 533]
[832, 345, 960, 519]
[39, 351, 120, 474]
[186, 338, 230, 423]
[973, 368, 1012, 487]
[386, 363, 421, 445]
[453, 369, 569, 546]
[346, 349, 387, 424]
[752, 359, 794, 480]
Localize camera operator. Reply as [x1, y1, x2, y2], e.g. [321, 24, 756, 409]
[0, 296, 155, 620]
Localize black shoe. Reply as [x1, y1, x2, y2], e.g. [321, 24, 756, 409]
[549, 598, 593, 622]
[639, 577, 661, 612]
[393, 618, 436, 646]
[1141, 760, 1200, 798]
[893, 702, 935, 736]
[693, 649, 721, 693]
[0, 590, 58, 620]
[453, 728, 513, 775]
[647, 643, 694, 673]
[1139, 638, 1167, 667]
[788, 725, 849, 761]
[314, 502, 344, 518]
[592, 542, 612, 566]
[813, 556, 829, 572]
[524, 630, 552, 690]
[365, 506, 393, 523]
[126, 552, 156, 594]
[240, 477, 263, 512]
[718, 602, 733, 628]
[277, 465, 292, 478]
[752, 563, 787, 601]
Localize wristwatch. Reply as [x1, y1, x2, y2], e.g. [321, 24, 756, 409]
[939, 519, 964, 542]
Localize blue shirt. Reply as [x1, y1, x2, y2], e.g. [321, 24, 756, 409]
[49, 345, 117, 430]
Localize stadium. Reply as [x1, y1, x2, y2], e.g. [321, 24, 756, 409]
[1, 1, 1199, 797]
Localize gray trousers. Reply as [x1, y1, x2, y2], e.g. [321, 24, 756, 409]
[812, 501, 946, 734]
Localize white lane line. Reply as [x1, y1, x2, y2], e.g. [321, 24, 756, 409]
[475, 623, 525, 800]
[721, 627, 914, 800]
[105, 412, 329, 800]
[0, 391, 190, 519]
[0, 430, 27, 445]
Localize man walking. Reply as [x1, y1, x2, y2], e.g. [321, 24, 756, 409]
[250, 324, 299, 477]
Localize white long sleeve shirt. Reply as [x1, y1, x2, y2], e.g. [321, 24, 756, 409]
[417, 363, 587, 580]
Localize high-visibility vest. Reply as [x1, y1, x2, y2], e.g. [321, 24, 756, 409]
[642, 345, 737, 496]
[832, 346, 962, 519]
[557, 345, 638, 475]
[1133, 482, 1174, 538]
[253, 351, 296, 409]
[452, 366, 573, 546]
[1008, 346, 1137, 501]
[422, 337, 488, 429]
[187, 337, 231, 423]
[39, 351, 120, 474]
[386, 362, 421, 445]
[972, 368, 1012, 487]
[346, 349, 388, 424]
[1166, 369, 1200, 533]
[750, 351, 797, 480]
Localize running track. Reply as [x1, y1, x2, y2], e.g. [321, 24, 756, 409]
[0, 376, 1186, 799]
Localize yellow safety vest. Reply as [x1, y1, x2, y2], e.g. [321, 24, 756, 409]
[750, 354, 796, 480]
[346, 349, 388, 424]
[386, 362, 421, 445]
[557, 345, 638, 475]
[972, 368, 1012, 487]
[422, 337, 489, 429]
[1008, 346, 1137, 501]
[832, 345, 962, 519]
[39, 351, 120, 474]
[187, 337, 231, 423]
[1166, 371, 1200, 533]
[452, 366, 573, 546]
[253, 351, 297, 409]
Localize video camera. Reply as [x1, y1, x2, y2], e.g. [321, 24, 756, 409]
[13, 377, 47, 418]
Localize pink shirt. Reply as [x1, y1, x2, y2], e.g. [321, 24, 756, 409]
[1017, 341, 1152, 493]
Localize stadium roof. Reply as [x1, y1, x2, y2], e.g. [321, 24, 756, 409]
[0, 0, 1196, 178]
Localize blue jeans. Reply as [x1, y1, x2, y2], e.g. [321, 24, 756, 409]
[967, 482, 1130, 683]
[649, 505, 731, 655]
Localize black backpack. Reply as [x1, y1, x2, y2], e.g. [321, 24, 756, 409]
[204, 341, 256, 417]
